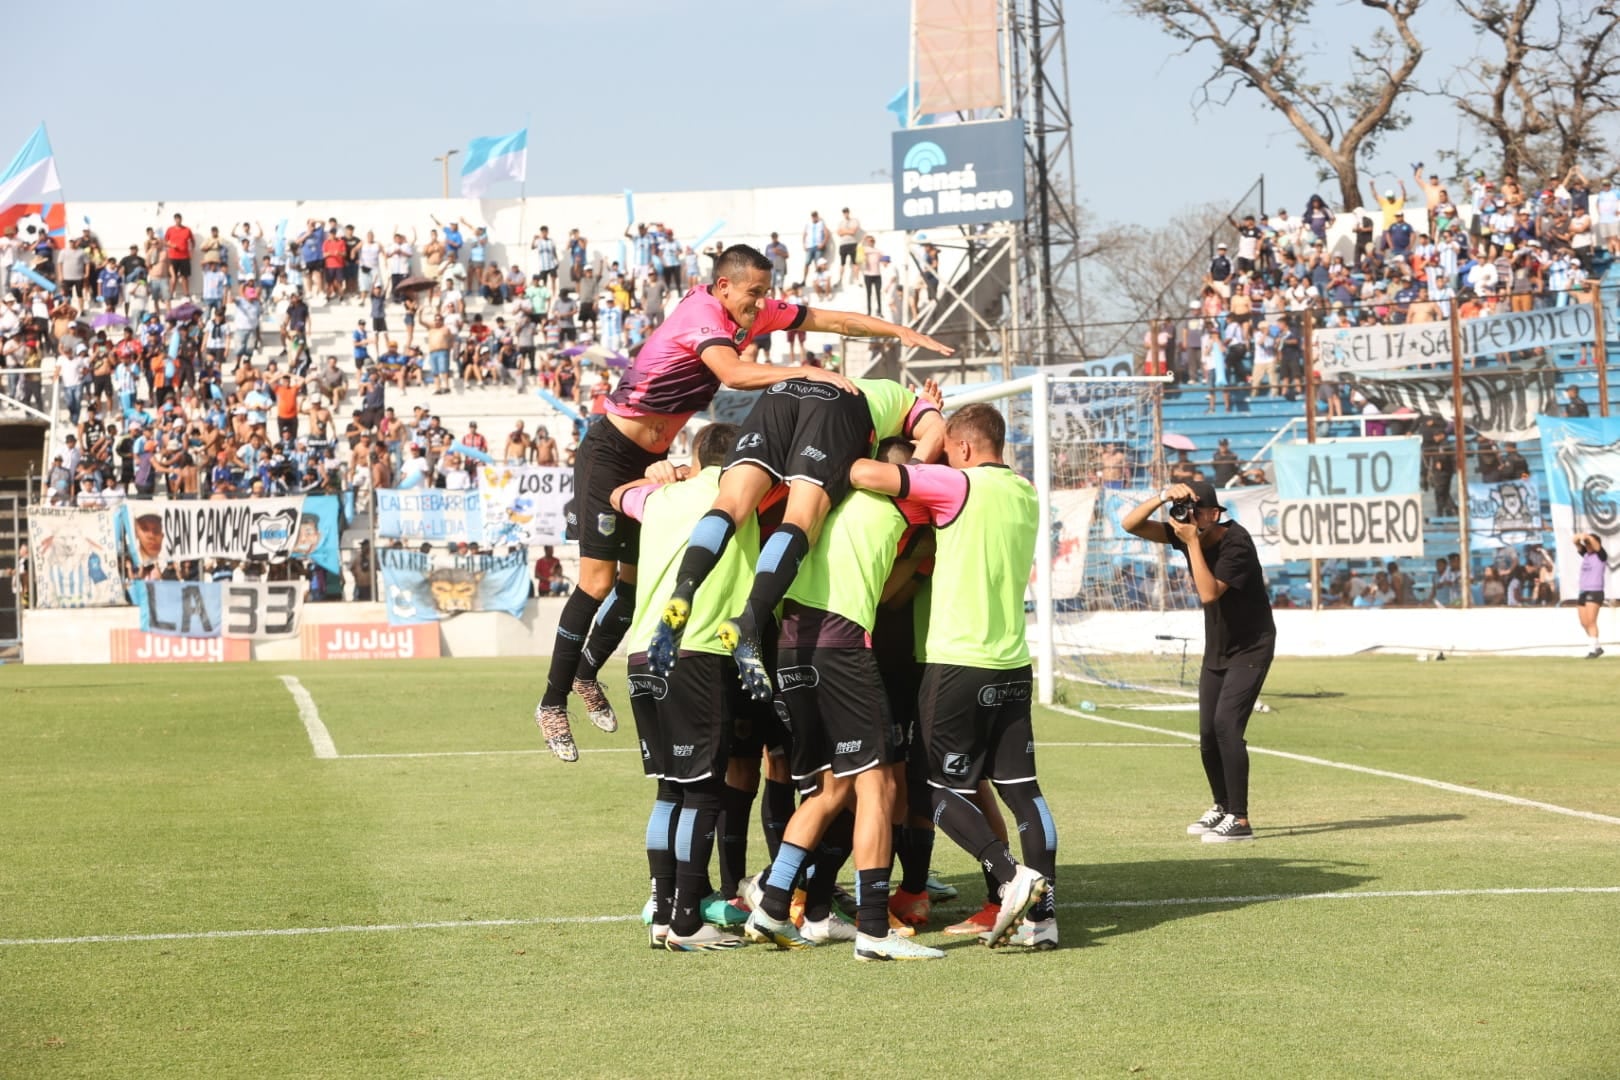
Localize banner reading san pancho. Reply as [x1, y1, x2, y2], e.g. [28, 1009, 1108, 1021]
[122, 495, 341, 573]
[478, 464, 573, 546]
[1273, 438, 1424, 559]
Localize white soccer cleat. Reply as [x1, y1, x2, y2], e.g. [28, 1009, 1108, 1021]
[801, 913, 858, 944]
[854, 930, 945, 962]
[985, 865, 1047, 949]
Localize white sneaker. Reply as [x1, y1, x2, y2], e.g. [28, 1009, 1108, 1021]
[991, 917, 1058, 951]
[986, 865, 1048, 949]
[801, 913, 858, 943]
[854, 930, 945, 961]
[1187, 805, 1226, 835]
[1201, 814, 1255, 843]
[663, 923, 745, 951]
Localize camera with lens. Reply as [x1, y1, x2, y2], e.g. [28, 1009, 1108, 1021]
[1168, 498, 1196, 524]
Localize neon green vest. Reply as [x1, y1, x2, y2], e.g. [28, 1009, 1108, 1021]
[921, 465, 1036, 670]
[785, 490, 904, 633]
[626, 467, 759, 657]
[854, 377, 918, 452]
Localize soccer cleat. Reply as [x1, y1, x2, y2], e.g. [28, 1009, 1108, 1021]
[992, 917, 1059, 951]
[664, 924, 746, 951]
[572, 677, 618, 733]
[700, 892, 749, 929]
[888, 910, 917, 937]
[535, 703, 578, 762]
[831, 884, 858, 919]
[1187, 804, 1227, 836]
[788, 887, 808, 928]
[1201, 814, 1255, 843]
[888, 888, 932, 928]
[1586, 646, 1605, 659]
[924, 872, 958, 902]
[854, 930, 945, 962]
[744, 907, 813, 950]
[649, 923, 670, 950]
[717, 617, 773, 701]
[985, 866, 1048, 949]
[801, 913, 859, 944]
[648, 596, 690, 676]
[640, 895, 655, 926]
[942, 900, 1000, 936]
[740, 871, 765, 912]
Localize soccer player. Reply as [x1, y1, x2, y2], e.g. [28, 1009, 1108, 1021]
[741, 453, 946, 961]
[535, 244, 952, 761]
[613, 422, 753, 951]
[1122, 480, 1276, 843]
[847, 403, 1056, 950]
[647, 377, 945, 699]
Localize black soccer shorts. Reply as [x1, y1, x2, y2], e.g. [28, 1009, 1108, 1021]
[627, 656, 666, 780]
[571, 418, 663, 562]
[654, 651, 737, 785]
[918, 662, 1037, 794]
[775, 645, 902, 795]
[724, 380, 873, 507]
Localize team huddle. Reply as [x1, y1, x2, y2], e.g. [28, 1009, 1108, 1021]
[532, 245, 1057, 958]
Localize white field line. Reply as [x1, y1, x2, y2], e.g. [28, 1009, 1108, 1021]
[1051, 704, 1620, 827]
[338, 742, 1185, 761]
[278, 675, 337, 760]
[3, 886, 1615, 947]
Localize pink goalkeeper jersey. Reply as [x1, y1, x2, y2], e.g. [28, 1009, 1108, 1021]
[605, 285, 806, 428]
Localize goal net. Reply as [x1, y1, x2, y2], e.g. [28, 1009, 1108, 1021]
[945, 372, 1201, 708]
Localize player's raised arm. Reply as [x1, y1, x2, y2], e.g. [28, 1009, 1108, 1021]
[799, 307, 955, 357]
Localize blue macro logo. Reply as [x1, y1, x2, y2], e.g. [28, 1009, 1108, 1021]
[902, 141, 947, 174]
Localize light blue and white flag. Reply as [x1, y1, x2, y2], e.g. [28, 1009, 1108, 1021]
[460, 128, 528, 197]
[1536, 414, 1620, 598]
[380, 547, 530, 624]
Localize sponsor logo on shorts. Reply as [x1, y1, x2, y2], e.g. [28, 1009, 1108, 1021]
[834, 739, 863, 755]
[640, 739, 650, 759]
[627, 674, 668, 699]
[1026, 740, 1036, 754]
[978, 681, 1032, 707]
[596, 512, 617, 537]
[943, 752, 971, 778]
[672, 744, 695, 757]
[773, 700, 793, 730]
[735, 432, 765, 451]
[799, 444, 827, 462]
[565, 510, 577, 526]
[776, 665, 820, 690]
[767, 380, 839, 401]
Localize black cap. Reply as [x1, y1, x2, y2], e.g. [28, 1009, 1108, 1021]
[1187, 480, 1225, 512]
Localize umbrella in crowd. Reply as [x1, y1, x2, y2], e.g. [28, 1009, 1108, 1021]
[582, 344, 629, 369]
[392, 275, 436, 294]
[91, 312, 128, 329]
[1162, 432, 1198, 452]
[164, 302, 200, 322]
[558, 345, 587, 358]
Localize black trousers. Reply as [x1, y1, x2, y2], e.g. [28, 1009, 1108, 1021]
[1197, 644, 1273, 818]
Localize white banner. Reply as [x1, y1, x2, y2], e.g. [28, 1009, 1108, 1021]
[1313, 305, 1596, 377]
[1220, 485, 1284, 567]
[478, 464, 574, 546]
[28, 506, 125, 608]
[1466, 477, 1544, 550]
[1050, 488, 1099, 597]
[1274, 438, 1425, 559]
[126, 497, 319, 567]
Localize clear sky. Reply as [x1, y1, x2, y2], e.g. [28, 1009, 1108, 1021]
[3, 0, 1583, 228]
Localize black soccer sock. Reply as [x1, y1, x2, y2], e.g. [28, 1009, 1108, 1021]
[855, 866, 892, 939]
[898, 825, 934, 895]
[761, 841, 810, 921]
[760, 778, 796, 863]
[931, 787, 1018, 891]
[718, 783, 755, 901]
[996, 781, 1058, 920]
[741, 524, 810, 630]
[671, 510, 736, 602]
[541, 587, 605, 709]
[577, 581, 636, 681]
[669, 781, 723, 937]
[645, 780, 684, 926]
[803, 809, 853, 924]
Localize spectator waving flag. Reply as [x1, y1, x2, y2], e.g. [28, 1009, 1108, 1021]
[460, 128, 528, 197]
[0, 122, 66, 248]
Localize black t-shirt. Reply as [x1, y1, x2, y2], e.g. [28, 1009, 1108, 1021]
[1170, 521, 1276, 667]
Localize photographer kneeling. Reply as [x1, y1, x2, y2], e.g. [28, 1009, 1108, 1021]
[1123, 480, 1275, 843]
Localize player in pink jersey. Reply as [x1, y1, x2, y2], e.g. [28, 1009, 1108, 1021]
[536, 243, 952, 762]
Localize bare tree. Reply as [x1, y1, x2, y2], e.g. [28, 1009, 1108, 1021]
[1447, 0, 1620, 181]
[1125, 0, 1426, 210]
[1082, 202, 1234, 357]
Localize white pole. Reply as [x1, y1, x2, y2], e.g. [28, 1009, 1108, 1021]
[1031, 368, 1055, 705]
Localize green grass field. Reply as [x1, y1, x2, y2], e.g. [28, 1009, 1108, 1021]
[2, 656, 1617, 1079]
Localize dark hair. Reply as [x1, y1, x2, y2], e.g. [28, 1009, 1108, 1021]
[946, 403, 1006, 454]
[711, 244, 772, 284]
[693, 423, 737, 468]
[875, 436, 916, 465]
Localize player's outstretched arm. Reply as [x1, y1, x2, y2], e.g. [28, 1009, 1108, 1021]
[700, 344, 859, 395]
[849, 458, 904, 496]
[799, 308, 955, 357]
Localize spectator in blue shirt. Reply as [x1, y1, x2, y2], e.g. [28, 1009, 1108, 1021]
[97, 260, 123, 309]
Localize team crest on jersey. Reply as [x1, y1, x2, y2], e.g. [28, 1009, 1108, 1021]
[596, 512, 617, 537]
[732, 327, 747, 346]
[736, 432, 765, 451]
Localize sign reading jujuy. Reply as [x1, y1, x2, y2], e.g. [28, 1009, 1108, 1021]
[1273, 437, 1424, 559]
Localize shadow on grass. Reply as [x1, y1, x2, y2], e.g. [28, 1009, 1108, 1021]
[1262, 813, 1465, 837]
[929, 856, 1374, 951]
[1265, 690, 1347, 700]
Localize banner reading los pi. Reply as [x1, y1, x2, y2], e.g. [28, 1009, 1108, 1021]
[1273, 438, 1424, 559]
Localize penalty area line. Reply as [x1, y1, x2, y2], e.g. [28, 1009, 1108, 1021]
[278, 675, 337, 760]
[4, 886, 1616, 947]
[1050, 704, 1620, 827]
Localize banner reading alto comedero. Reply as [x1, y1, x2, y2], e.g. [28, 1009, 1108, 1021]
[1273, 438, 1424, 559]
